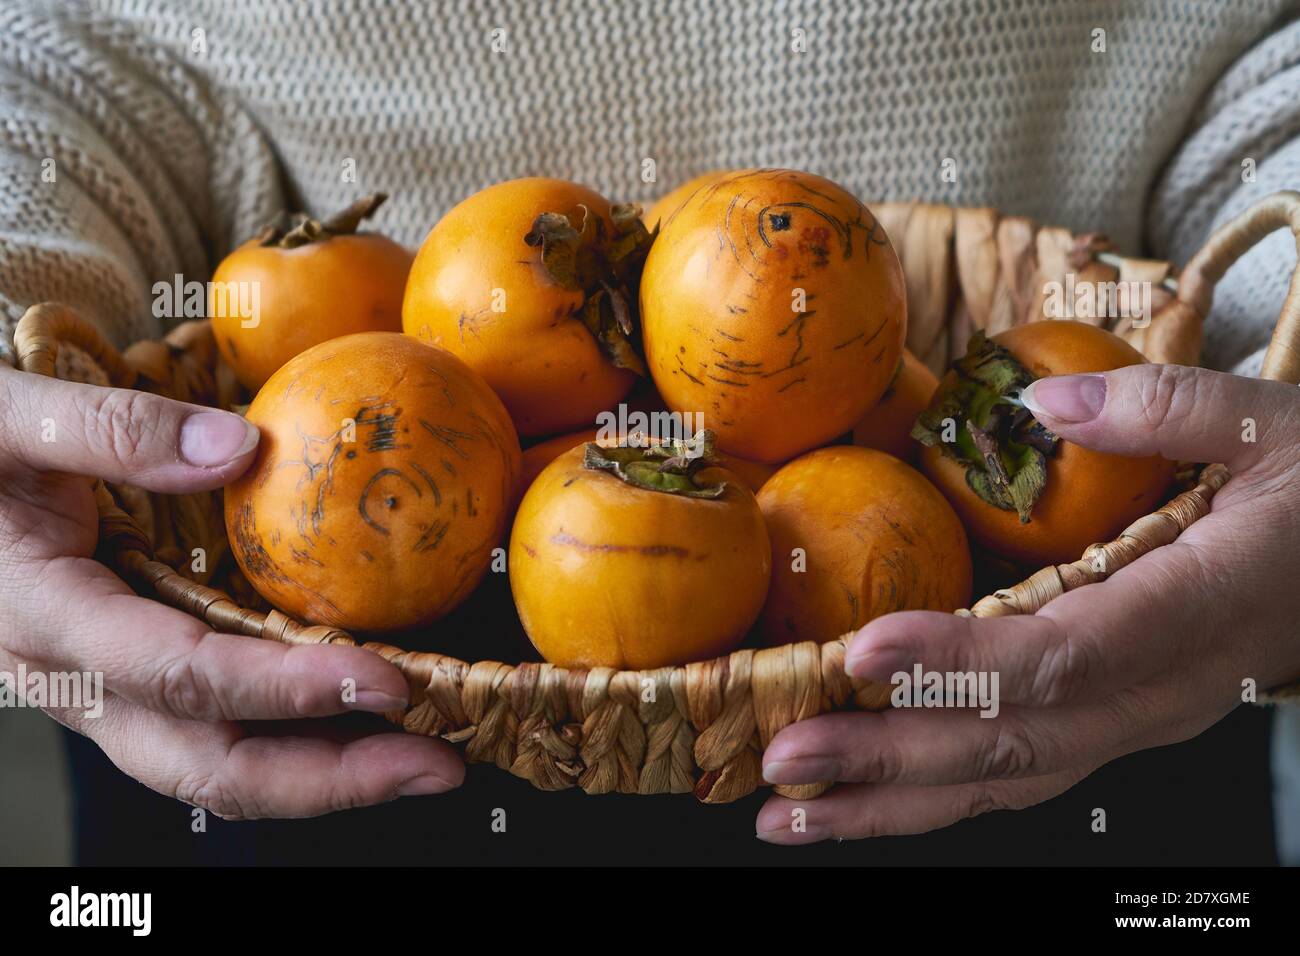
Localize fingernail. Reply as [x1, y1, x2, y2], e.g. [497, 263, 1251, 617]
[845, 645, 910, 681]
[763, 756, 842, 785]
[348, 690, 408, 713]
[180, 411, 259, 466]
[396, 774, 455, 797]
[1020, 374, 1106, 423]
[757, 824, 834, 844]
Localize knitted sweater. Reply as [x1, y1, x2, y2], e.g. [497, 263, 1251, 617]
[1, 0, 1298, 374]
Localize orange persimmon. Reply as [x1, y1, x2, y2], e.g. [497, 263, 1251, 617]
[758, 446, 971, 645]
[852, 349, 939, 463]
[640, 169, 906, 463]
[224, 332, 520, 632]
[402, 177, 650, 437]
[210, 194, 413, 392]
[916, 320, 1176, 567]
[509, 434, 770, 669]
[518, 429, 600, 499]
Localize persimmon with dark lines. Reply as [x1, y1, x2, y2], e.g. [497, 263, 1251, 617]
[224, 332, 520, 632]
[639, 169, 906, 463]
[509, 432, 770, 669]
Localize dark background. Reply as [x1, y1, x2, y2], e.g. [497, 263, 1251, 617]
[64, 703, 1275, 866]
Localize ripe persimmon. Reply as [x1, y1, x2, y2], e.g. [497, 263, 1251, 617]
[852, 349, 939, 463]
[211, 194, 413, 392]
[914, 320, 1176, 567]
[640, 169, 906, 463]
[518, 430, 601, 501]
[758, 446, 971, 645]
[509, 432, 770, 669]
[402, 178, 651, 437]
[224, 332, 520, 632]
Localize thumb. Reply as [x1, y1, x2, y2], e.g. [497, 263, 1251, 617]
[1019, 363, 1300, 473]
[0, 366, 259, 492]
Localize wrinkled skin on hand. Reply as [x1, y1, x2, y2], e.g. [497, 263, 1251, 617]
[758, 364, 1300, 843]
[0, 366, 463, 820]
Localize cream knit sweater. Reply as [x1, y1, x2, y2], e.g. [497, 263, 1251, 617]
[3, 0, 1300, 860]
[1, 0, 1298, 374]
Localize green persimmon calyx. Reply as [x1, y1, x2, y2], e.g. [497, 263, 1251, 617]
[911, 331, 1059, 523]
[583, 429, 727, 499]
[524, 203, 652, 377]
[259, 193, 389, 249]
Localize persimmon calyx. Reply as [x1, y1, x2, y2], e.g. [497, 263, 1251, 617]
[259, 193, 389, 249]
[911, 331, 1058, 523]
[524, 203, 651, 377]
[582, 429, 727, 498]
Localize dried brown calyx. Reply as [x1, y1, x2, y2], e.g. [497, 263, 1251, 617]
[911, 331, 1059, 522]
[524, 203, 653, 376]
[583, 429, 727, 498]
[258, 194, 389, 249]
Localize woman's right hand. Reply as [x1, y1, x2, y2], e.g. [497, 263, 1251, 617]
[0, 364, 464, 819]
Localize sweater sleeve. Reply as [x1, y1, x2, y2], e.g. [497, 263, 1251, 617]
[1148, 16, 1300, 377]
[0, 4, 283, 359]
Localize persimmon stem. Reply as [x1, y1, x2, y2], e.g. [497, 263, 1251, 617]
[261, 194, 389, 249]
[583, 430, 727, 498]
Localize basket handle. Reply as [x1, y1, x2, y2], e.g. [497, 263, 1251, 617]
[9, 302, 138, 386]
[1175, 190, 1300, 384]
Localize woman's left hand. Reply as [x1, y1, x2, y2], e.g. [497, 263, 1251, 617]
[757, 363, 1300, 843]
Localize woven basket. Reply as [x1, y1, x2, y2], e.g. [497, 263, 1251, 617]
[12, 192, 1300, 804]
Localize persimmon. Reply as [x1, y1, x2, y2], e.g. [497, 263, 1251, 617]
[518, 430, 600, 500]
[640, 169, 906, 463]
[402, 178, 652, 436]
[758, 446, 971, 645]
[210, 194, 413, 392]
[709, 450, 777, 495]
[852, 349, 939, 463]
[641, 170, 735, 231]
[509, 432, 770, 669]
[914, 320, 1176, 567]
[224, 332, 520, 632]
